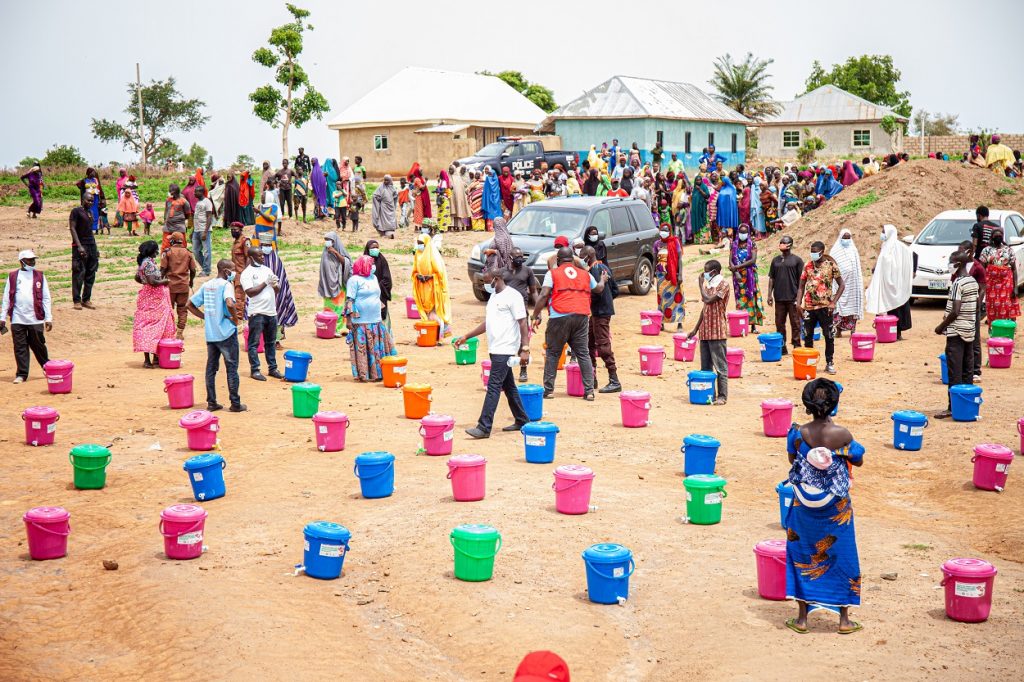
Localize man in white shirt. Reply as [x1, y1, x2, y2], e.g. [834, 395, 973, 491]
[0, 250, 52, 383]
[192, 185, 216, 276]
[240, 246, 281, 381]
[453, 267, 531, 439]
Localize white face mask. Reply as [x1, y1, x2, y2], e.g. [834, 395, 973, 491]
[840, 238, 852, 248]
[738, 233, 749, 242]
[483, 282, 495, 294]
[324, 239, 333, 247]
[880, 232, 888, 242]
[22, 264, 34, 272]
[261, 246, 272, 255]
[659, 231, 670, 239]
[415, 244, 425, 252]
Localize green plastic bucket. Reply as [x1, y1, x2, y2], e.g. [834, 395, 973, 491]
[453, 337, 480, 366]
[991, 319, 1016, 339]
[683, 474, 728, 525]
[69, 444, 112, 490]
[450, 524, 501, 581]
[291, 382, 322, 418]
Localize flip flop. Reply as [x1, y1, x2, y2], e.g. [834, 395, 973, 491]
[785, 618, 808, 635]
[837, 621, 863, 635]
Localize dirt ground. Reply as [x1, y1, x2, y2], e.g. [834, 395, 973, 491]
[1, 185, 1022, 680]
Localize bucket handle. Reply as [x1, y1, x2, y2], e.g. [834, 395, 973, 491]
[353, 460, 395, 479]
[585, 558, 636, 581]
[69, 453, 112, 471]
[159, 518, 204, 538]
[450, 535, 502, 559]
[22, 413, 60, 422]
[29, 521, 71, 537]
[552, 478, 583, 492]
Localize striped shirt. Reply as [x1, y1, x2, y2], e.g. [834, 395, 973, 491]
[945, 275, 978, 341]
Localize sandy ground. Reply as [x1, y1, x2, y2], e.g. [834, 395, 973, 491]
[0, 200, 1022, 681]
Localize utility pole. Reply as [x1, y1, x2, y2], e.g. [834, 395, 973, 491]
[136, 63, 146, 165]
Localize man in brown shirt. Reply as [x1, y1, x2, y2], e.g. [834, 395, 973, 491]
[160, 232, 197, 339]
[688, 259, 731, 405]
[229, 221, 248, 309]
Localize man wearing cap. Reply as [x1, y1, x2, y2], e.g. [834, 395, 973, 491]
[1, 250, 52, 383]
[767, 235, 805, 354]
[607, 178, 628, 198]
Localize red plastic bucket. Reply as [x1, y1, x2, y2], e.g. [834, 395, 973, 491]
[753, 540, 787, 600]
[987, 338, 1013, 369]
[178, 410, 219, 451]
[565, 363, 584, 396]
[639, 310, 662, 335]
[420, 414, 455, 455]
[312, 411, 350, 452]
[163, 374, 194, 409]
[159, 504, 207, 560]
[850, 332, 877, 361]
[727, 311, 749, 337]
[241, 326, 265, 353]
[480, 360, 491, 389]
[761, 399, 793, 438]
[971, 443, 1013, 491]
[726, 347, 744, 378]
[22, 406, 59, 446]
[157, 339, 184, 369]
[23, 506, 70, 560]
[874, 314, 899, 343]
[620, 390, 651, 428]
[553, 464, 595, 514]
[673, 333, 696, 362]
[447, 454, 486, 501]
[43, 359, 73, 394]
[315, 310, 338, 339]
[406, 295, 420, 319]
[941, 558, 997, 622]
[638, 346, 665, 376]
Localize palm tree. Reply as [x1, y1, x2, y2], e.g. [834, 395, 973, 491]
[709, 53, 781, 122]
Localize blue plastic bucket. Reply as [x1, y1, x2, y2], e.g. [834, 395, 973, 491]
[522, 421, 559, 463]
[939, 354, 949, 385]
[681, 434, 720, 476]
[582, 543, 635, 604]
[949, 385, 983, 422]
[758, 333, 784, 362]
[686, 370, 717, 405]
[891, 410, 929, 450]
[813, 323, 822, 341]
[830, 382, 844, 416]
[776, 481, 794, 527]
[302, 521, 351, 579]
[182, 453, 226, 502]
[353, 451, 395, 498]
[283, 349, 313, 382]
[517, 384, 544, 421]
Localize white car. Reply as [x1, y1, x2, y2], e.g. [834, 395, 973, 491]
[904, 209, 1024, 300]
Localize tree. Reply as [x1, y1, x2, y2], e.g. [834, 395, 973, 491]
[912, 110, 960, 137]
[235, 154, 256, 169]
[797, 128, 826, 164]
[708, 53, 780, 122]
[249, 3, 330, 160]
[478, 70, 558, 113]
[152, 140, 183, 166]
[182, 143, 209, 169]
[91, 77, 208, 163]
[804, 55, 912, 119]
[40, 144, 87, 167]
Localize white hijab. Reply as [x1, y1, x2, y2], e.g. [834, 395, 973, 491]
[865, 224, 913, 313]
[829, 229, 863, 318]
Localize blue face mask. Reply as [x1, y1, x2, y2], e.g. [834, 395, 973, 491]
[415, 244, 425, 252]
[368, 248, 380, 258]
[880, 232, 889, 242]
[483, 282, 495, 294]
[810, 251, 821, 262]
[703, 272, 713, 282]
[227, 271, 236, 282]
[840, 238, 852, 248]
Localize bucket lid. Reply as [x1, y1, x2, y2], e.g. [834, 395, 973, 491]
[554, 464, 594, 480]
[381, 355, 407, 365]
[687, 370, 717, 380]
[873, 314, 898, 323]
[992, 319, 1016, 329]
[726, 311, 747, 318]
[522, 421, 559, 434]
[451, 523, 500, 540]
[403, 382, 432, 392]
[891, 410, 927, 424]
[851, 332, 877, 340]
[179, 409, 216, 429]
[672, 332, 690, 340]
[355, 451, 395, 465]
[726, 347, 744, 357]
[421, 413, 455, 427]
[24, 506, 69, 522]
[641, 310, 661, 317]
[761, 398, 793, 410]
[448, 454, 486, 468]
[157, 338, 184, 348]
[283, 349, 313, 360]
[776, 480, 793, 493]
[313, 410, 348, 423]
[757, 332, 783, 341]
[683, 474, 727, 489]
[43, 359, 74, 370]
[973, 443, 1014, 461]
[564, 362, 579, 370]
[315, 310, 338, 319]
[161, 503, 207, 521]
[70, 444, 110, 458]
[415, 319, 440, 327]
[753, 539, 787, 558]
[518, 384, 544, 396]
[949, 384, 982, 395]
[23, 405, 58, 419]
[683, 433, 720, 448]
[304, 520, 351, 542]
[163, 373, 194, 385]
[183, 453, 224, 470]
[941, 557, 997, 579]
[291, 382, 321, 393]
[638, 345, 664, 354]
[582, 543, 632, 563]
[792, 348, 819, 357]
[620, 390, 651, 401]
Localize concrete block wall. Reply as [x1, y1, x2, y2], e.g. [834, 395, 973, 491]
[902, 134, 1024, 157]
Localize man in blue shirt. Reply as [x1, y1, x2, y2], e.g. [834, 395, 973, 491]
[699, 145, 726, 169]
[187, 259, 246, 412]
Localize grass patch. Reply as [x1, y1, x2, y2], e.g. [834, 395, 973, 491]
[901, 543, 932, 551]
[995, 186, 1017, 196]
[835, 190, 880, 215]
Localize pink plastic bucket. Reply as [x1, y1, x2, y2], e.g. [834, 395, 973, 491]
[241, 326, 265, 353]
[157, 339, 184, 369]
[159, 504, 207, 560]
[23, 506, 70, 560]
[727, 311, 749, 337]
[850, 332, 877, 362]
[620, 390, 651, 428]
[22, 406, 59, 446]
[565, 363, 584, 396]
[163, 374, 194, 409]
[753, 540, 787, 600]
[420, 414, 455, 456]
[874, 314, 899, 343]
[178, 410, 219, 451]
[447, 454, 486, 501]
[638, 346, 665, 376]
[406, 296, 420, 319]
[673, 333, 696, 362]
[312, 411, 350, 452]
[987, 338, 1013, 369]
[480, 360, 492, 388]
[640, 310, 662, 335]
[315, 310, 338, 339]
[553, 464, 595, 515]
[941, 558, 997, 622]
[726, 347, 744, 378]
[43, 359, 73, 394]
[972, 443, 1013, 491]
[761, 399, 793, 438]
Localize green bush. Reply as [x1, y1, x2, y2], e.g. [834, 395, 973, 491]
[41, 144, 87, 167]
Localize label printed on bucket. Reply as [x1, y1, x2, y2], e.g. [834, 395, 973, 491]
[806, 358, 818, 365]
[31, 421, 41, 430]
[640, 355, 648, 362]
[319, 543, 344, 558]
[192, 472, 204, 482]
[954, 581, 985, 598]
[909, 426, 924, 437]
[705, 492, 723, 505]
[319, 425, 329, 434]
[170, 354, 181, 362]
[443, 430, 454, 442]
[996, 463, 1009, 473]
[178, 531, 203, 545]
[525, 436, 546, 447]
[899, 424, 909, 433]
[686, 491, 692, 502]
[691, 382, 712, 391]
[285, 360, 293, 368]
[612, 566, 625, 578]
[783, 497, 792, 507]
[394, 366, 406, 374]
[889, 326, 897, 334]
[47, 376, 62, 384]
[47, 422, 57, 433]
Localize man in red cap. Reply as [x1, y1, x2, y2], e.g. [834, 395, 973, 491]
[514, 651, 569, 681]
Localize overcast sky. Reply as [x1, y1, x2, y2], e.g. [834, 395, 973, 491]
[4, 0, 1021, 168]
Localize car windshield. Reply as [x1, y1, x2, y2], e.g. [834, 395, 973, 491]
[475, 142, 510, 157]
[507, 207, 586, 237]
[916, 219, 974, 246]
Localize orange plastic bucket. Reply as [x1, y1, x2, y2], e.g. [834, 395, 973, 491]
[402, 383, 433, 419]
[544, 343, 568, 370]
[415, 320, 440, 347]
[381, 356, 408, 388]
[792, 348, 819, 380]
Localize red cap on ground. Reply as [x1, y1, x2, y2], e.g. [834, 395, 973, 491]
[514, 651, 570, 681]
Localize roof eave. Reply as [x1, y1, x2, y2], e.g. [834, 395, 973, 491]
[329, 118, 542, 131]
[545, 114, 750, 126]
[759, 116, 908, 126]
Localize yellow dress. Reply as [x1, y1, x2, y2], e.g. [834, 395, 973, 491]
[411, 235, 452, 335]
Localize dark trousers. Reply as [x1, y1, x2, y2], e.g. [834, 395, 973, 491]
[71, 244, 99, 303]
[774, 300, 801, 347]
[974, 303, 985, 376]
[476, 353, 530, 433]
[543, 314, 594, 394]
[335, 206, 347, 229]
[279, 188, 293, 217]
[699, 339, 728, 400]
[945, 335, 975, 408]
[12, 323, 48, 379]
[206, 336, 241, 408]
[803, 307, 835, 364]
[247, 314, 278, 374]
[588, 315, 617, 373]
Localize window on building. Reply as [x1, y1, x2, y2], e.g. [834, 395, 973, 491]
[782, 130, 800, 148]
[853, 129, 871, 147]
[731, 133, 738, 153]
[685, 132, 692, 154]
[373, 134, 389, 151]
[656, 130, 664, 148]
[708, 132, 715, 148]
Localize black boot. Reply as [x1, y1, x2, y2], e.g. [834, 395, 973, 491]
[599, 371, 622, 394]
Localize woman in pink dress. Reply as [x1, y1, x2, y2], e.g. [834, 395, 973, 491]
[132, 241, 176, 368]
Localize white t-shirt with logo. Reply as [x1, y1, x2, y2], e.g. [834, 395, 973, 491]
[240, 264, 277, 317]
[485, 285, 527, 355]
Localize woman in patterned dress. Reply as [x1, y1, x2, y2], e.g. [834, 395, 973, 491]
[979, 227, 1020, 324]
[654, 225, 685, 330]
[345, 255, 397, 381]
[132, 241, 175, 368]
[436, 169, 452, 232]
[729, 224, 764, 332]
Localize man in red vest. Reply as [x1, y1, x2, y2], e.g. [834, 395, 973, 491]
[532, 246, 609, 400]
[0, 249, 52, 383]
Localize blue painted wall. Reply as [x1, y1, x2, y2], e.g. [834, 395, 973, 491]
[555, 118, 746, 170]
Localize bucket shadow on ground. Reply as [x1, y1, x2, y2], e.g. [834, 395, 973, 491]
[436, 496, 457, 504]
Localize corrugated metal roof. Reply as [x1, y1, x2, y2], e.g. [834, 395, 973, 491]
[539, 75, 750, 129]
[763, 85, 908, 124]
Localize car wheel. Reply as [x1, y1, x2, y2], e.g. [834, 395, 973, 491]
[472, 286, 489, 303]
[628, 257, 654, 296]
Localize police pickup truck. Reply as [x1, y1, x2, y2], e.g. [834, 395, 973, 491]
[455, 137, 576, 175]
